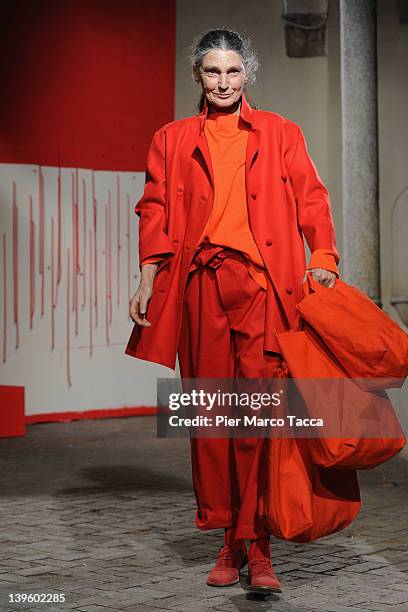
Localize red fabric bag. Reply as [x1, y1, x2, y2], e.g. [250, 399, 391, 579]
[296, 275, 408, 391]
[259, 435, 361, 542]
[255, 365, 361, 543]
[276, 323, 406, 470]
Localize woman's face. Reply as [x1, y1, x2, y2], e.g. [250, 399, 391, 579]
[197, 49, 247, 112]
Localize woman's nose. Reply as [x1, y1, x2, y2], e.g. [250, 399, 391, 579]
[218, 74, 229, 89]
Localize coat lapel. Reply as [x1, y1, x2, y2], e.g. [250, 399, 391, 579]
[246, 127, 260, 172]
[193, 130, 214, 188]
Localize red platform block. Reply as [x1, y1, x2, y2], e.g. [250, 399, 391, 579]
[0, 386, 26, 438]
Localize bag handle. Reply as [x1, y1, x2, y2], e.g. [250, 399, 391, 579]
[293, 272, 317, 330]
[302, 271, 326, 297]
[295, 272, 328, 330]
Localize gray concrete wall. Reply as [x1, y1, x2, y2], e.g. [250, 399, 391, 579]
[377, 1, 408, 329]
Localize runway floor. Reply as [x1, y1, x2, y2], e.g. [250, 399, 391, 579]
[0, 416, 407, 611]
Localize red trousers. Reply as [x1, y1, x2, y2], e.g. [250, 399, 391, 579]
[177, 243, 288, 540]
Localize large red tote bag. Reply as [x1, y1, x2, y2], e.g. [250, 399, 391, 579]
[276, 322, 406, 470]
[297, 275, 408, 391]
[259, 434, 361, 543]
[257, 365, 361, 543]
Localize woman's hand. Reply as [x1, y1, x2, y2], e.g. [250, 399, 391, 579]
[129, 263, 158, 326]
[303, 267, 336, 288]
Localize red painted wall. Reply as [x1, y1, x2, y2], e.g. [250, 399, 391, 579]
[0, 0, 176, 171]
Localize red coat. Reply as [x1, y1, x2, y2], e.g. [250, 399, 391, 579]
[125, 93, 339, 370]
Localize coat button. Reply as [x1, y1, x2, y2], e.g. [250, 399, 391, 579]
[286, 287, 293, 295]
[201, 194, 208, 201]
[281, 175, 288, 183]
[266, 239, 273, 246]
[173, 239, 179, 244]
[251, 193, 257, 200]
[185, 245, 190, 251]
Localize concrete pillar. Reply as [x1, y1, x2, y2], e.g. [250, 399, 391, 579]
[340, 0, 380, 302]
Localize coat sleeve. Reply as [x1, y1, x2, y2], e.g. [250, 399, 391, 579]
[140, 255, 164, 266]
[283, 120, 340, 272]
[307, 248, 339, 277]
[135, 128, 176, 268]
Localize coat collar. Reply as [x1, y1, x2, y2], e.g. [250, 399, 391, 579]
[193, 91, 259, 189]
[197, 91, 254, 133]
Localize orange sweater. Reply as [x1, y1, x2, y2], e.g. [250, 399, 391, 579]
[197, 112, 268, 289]
[141, 113, 338, 282]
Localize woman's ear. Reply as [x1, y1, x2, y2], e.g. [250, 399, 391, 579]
[193, 68, 201, 84]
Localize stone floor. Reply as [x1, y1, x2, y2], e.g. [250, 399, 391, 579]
[0, 416, 408, 612]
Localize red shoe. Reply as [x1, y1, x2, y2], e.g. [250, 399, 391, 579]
[207, 544, 248, 587]
[247, 538, 282, 594]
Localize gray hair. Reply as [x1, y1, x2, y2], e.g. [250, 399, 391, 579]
[189, 29, 259, 86]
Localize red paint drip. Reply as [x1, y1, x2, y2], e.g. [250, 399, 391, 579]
[66, 247, 71, 387]
[71, 172, 75, 313]
[107, 190, 112, 326]
[38, 166, 45, 317]
[57, 165, 62, 287]
[116, 175, 121, 306]
[75, 168, 80, 273]
[127, 194, 131, 305]
[2, 234, 7, 364]
[75, 200, 79, 336]
[29, 195, 35, 330]
[92, 171, 99, 329]
[89, 228, 93, 357]
[50, 216, 55, 351]
[104, 202, 110, 345]
[12, 182, 19, 350]
[71, 172, 79, 336]
[82, 177, 87, 309]
[4, 169, 142, 379]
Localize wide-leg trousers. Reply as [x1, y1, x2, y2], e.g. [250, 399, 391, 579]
[177, 243, 288, 540]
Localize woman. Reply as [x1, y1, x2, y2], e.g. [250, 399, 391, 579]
[126, 29, 339, 594]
